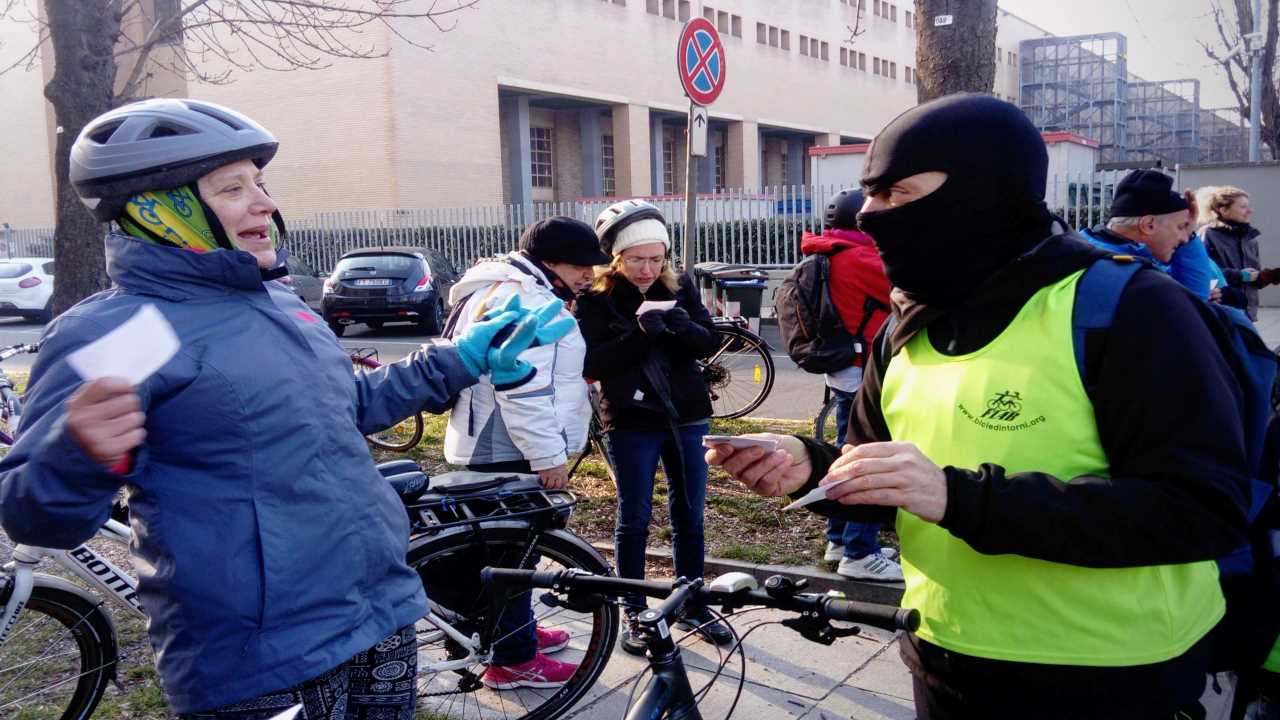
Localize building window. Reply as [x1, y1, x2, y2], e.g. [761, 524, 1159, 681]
[810, 37, 820, 57]
[780, 29, 790, 50]
[679, 0, 690, 21]
[662, 0, 675, 18]
[717, 10, 729, 33]
[799, 34, 808, 56]
[756, 22, 766, 44]
[890, 4, 897, 22]
[646, 0, 659, 13]
[731, 14, 742, 37]
[702, 6, 714, 22]
[530, 127, 554, 188]
[769, 26, 779, 47]
[601, 134, 616, 197]
[780, 148, 788, 186]
[663, 132, 676, 195]
[859, 52, 866, 70]
[840, 47, 848, 66]
[997, 47, 1003, 63]
[873, 57, 881, 75]
[890, 61, 897, 79]
[1009, 51, 1017, 66]
[905, 66, 913, 84]
[872, 0, 880, 17]
[905, 10, 913, 28]
[821, 41, 829, 61]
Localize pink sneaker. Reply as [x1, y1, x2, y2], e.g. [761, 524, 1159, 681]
[482, 652, 579, 690]
[536, 626, 570, 655]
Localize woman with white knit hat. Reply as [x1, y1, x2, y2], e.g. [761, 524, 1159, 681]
[575, 200, 733, 654]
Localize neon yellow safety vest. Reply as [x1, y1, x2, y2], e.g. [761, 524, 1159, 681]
[880, 270, 1224, 666]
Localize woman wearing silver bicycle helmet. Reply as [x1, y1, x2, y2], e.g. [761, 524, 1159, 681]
[0, 98, 570, 719]
[576, 199, 733, 654]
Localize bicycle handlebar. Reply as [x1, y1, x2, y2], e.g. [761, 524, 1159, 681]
[481, 567, 919, 633]
[0, 343, 38, 363]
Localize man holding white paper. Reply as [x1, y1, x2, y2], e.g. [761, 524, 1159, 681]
[707, 95, 1249, 717]
[0, 99, 575, 720]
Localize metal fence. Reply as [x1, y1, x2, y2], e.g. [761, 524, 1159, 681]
[4, 175, 1122, 273]
[0, 227, 55, 259]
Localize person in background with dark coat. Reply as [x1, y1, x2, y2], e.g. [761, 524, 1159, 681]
[1204, 186, 1275, 319]
[576, 199, 734, 655]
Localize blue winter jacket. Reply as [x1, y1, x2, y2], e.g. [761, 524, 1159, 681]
[0, 234, 477, 713]
[1081, 227, 1226, 299]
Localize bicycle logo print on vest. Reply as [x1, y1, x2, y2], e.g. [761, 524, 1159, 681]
[955, 388, 1048, 431]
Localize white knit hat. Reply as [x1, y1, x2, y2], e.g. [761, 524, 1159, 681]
[610, 218, 670, 257]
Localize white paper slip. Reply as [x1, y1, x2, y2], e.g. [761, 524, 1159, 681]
[1209, 278, 1220, 291]
[701, 435, 779, 452]
[635, 300, 677, 316]
[66, 304, 180, 385]
[783, 477, 853, 511]
[267, 705, 303, 720]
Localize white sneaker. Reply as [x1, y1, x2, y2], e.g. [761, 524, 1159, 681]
[824, 542, 845, 562]
[881, 547, 899, 561]
[837, 553, 904, 582]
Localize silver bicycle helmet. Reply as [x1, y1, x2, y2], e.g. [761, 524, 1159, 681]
[70, 98, 279, 222]
[593, 199, 666, 255]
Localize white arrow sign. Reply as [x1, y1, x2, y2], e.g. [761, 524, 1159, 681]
[690, 104, 708, 158]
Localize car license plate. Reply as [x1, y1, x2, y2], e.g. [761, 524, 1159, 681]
[353, 278, 391, 287]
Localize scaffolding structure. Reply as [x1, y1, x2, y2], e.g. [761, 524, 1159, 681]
[1019, 33, 1128, 162]
[1126, 79, 1200, 165]
[1199, 107, 1249, 164]
[1019, 33, 1250, 165]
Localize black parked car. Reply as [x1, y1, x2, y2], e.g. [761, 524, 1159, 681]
[282, 255, 324, 310]
[321, 247, 459, 337]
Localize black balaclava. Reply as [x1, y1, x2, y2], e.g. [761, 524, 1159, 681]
[857, 94, 1054, 307]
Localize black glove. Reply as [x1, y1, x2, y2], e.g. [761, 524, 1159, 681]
[638, 309, 668, 335]
[664, 307, 691, 333]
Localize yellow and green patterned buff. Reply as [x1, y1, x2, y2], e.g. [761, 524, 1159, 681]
[120, 186, 279, 253]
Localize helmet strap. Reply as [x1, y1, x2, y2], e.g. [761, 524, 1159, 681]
[193, 185, 235, 251]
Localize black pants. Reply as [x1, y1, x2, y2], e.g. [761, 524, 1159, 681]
[180, 625, 417, 720]
[902, 631, 1211, 719]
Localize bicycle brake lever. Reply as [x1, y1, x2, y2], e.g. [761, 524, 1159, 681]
[781, 616, 861, 646]
[539, 590, 605, 613]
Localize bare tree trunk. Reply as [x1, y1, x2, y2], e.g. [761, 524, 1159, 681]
[42, 0, 121, 315]
[913, 0, 998, 103]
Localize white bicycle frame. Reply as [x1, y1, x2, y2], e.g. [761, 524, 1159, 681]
[0, 518, 143, 652]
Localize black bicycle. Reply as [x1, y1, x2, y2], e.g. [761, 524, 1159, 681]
[701, 317, 775, 420]
[385, 464, 621, 720]
[481, 567, 919, 720]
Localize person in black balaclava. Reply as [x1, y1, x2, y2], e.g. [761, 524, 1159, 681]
[856, 93, 1054, 308]
[707, 93, 1250, 718]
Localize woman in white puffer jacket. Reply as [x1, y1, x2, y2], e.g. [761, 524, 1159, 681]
[443, 216, 611, 689]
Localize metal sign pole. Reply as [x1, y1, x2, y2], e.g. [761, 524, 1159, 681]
[683, 100, 697, 273]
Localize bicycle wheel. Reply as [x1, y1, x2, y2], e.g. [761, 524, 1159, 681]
[702, 326, 775, 419]
[814, 394, 840, 443]
[365, 413, 425, 452]
[407, 527, 618, 720]
[0, 583, 117, 720]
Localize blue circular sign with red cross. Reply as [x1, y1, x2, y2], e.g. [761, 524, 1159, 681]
[677, 18, 726, 106]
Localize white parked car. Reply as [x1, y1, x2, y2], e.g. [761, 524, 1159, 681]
[0, 257, 54, 323]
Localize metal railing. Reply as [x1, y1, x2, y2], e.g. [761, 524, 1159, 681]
[4, 175, 1120, 274]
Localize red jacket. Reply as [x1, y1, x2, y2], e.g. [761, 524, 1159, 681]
[799, 229, 892, 361]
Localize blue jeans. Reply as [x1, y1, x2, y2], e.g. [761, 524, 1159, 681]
[827, 387, 882, 559]
[606, 423, 710, 612]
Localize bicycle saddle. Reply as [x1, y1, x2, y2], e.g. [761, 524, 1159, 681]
[376, 459, 421, 477]
[429, 470, 541, 495]
[384, 471, 429, 502]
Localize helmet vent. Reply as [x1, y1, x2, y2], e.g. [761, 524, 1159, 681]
[188, 103, 244, 130]
[88, 121, 124, 144]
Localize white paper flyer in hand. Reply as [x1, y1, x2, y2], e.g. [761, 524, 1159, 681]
[783, 478, 853, 511]
[267, 705, 303, 720]
[635, 300, 677, 316]
[66, 304, 180, 385]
